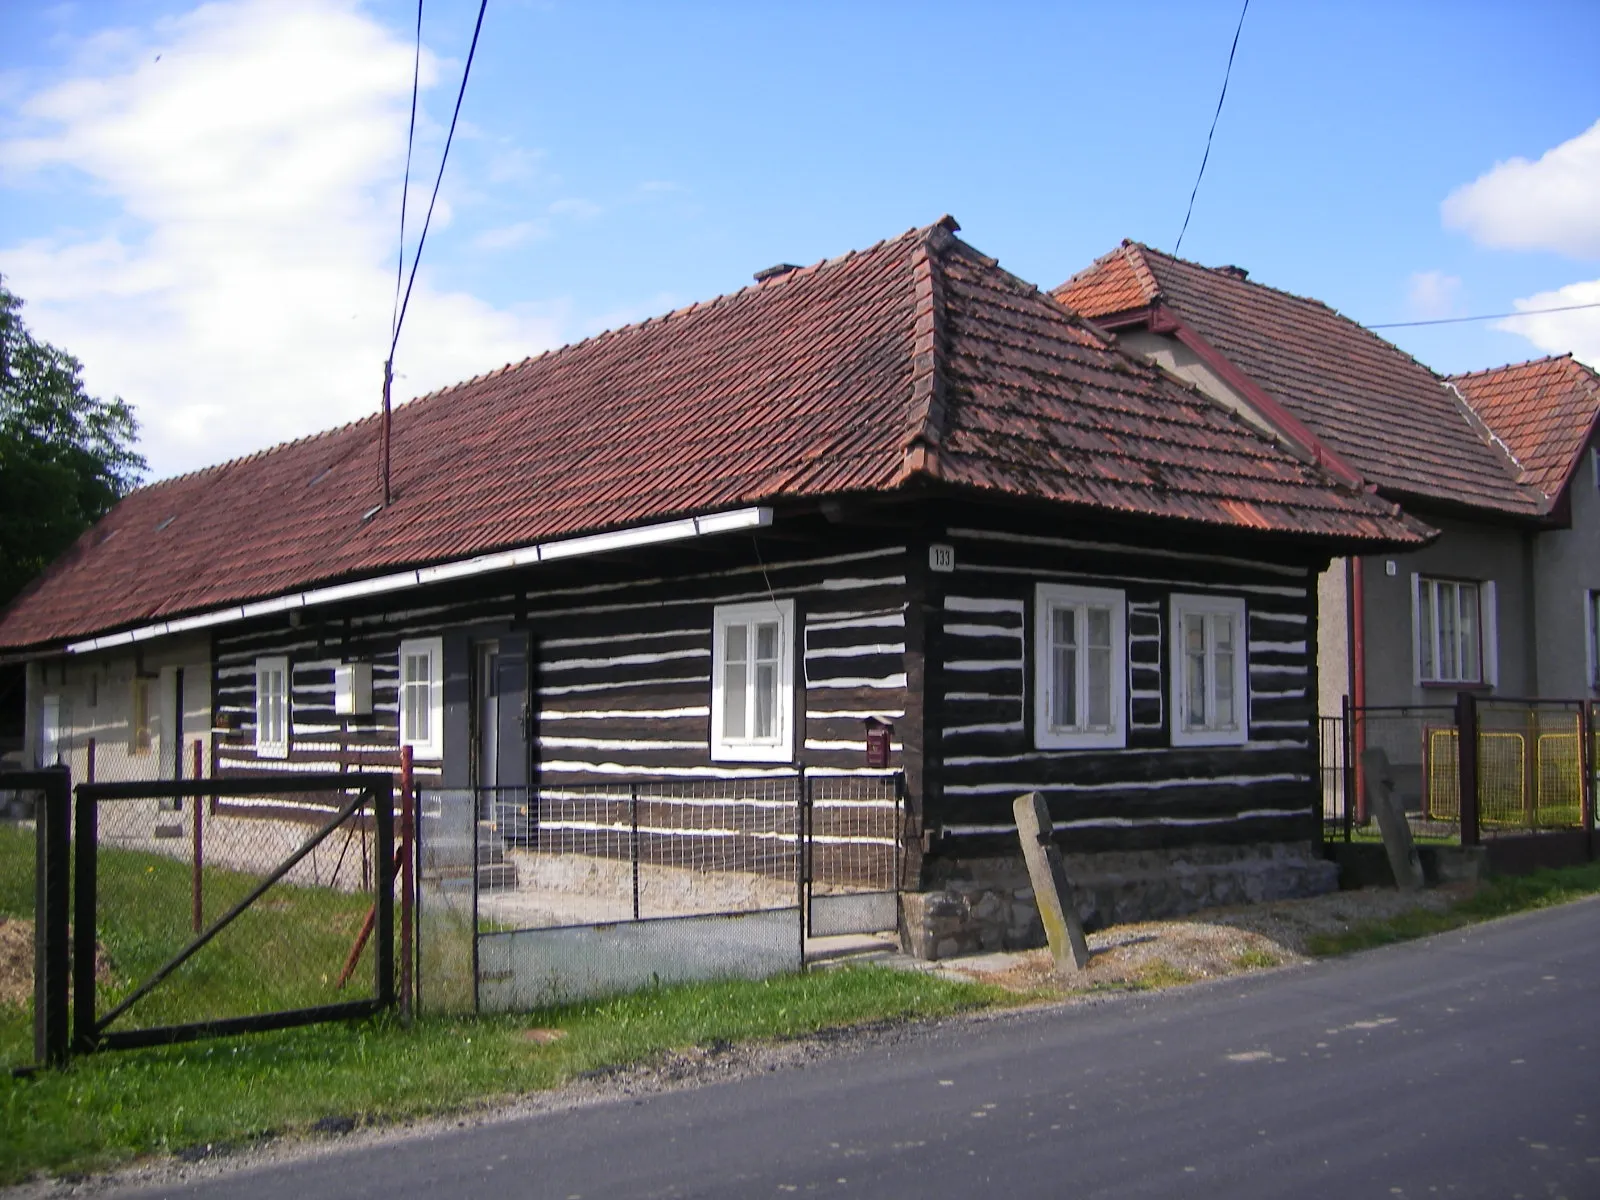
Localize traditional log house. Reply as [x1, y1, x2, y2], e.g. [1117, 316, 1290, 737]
[1, 217, 1428, 955]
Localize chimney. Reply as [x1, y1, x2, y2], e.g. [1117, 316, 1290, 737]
[753, 263, 800, 284]
[1216, 265, 1250, 281]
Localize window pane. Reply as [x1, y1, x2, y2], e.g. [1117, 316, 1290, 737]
[1053, 643, 1078, 728]
[1214, 649, 1235, 729]
[724, 623, 748, 664]
[1087, 647, 1111, 727]
[1054, 607, 1077, 649]
[1458, 584, 1480, 682]
[754, 662, 777, 737]
[754, 620, 779, 663]
[1086, 606, 1111, 650]
[723, 660, 748, 739]
[1185, 614, 1206, 727]
[1438, 584, 1459, 680]
[1419, 583, 1436, 680]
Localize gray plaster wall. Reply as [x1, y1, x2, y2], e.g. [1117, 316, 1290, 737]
[1533, 438, 1600, 698]
[1317, 558, 1350, 719]
[1358, 513, 1533, 707]
[25, 637, 214, 782]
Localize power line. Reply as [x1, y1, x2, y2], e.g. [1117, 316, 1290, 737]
[381, 0, 489, 506]
[1174, 0, 1249, 257]
[389, 0, 424, 347]
[1366, 301, 1600, 330]
[390, 0, 489, 364]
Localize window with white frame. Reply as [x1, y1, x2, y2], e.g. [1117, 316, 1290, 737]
[711, 599, 795, 762]
[255, 656, 289, 758]
[1034, 583, 1126, 750]
[399, 637, 444, 761]
[1413, 576, 1489, 685]
[1588, 590, 1600, 690]
[1170, 594, 1248, 746]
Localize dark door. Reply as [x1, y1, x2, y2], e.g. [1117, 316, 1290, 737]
[472, 634, 529, 791]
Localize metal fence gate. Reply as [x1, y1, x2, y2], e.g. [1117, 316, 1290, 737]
[415, 770, 905, 1015]
[72, 773, 394, 1052]
[804, 773, 904, 938]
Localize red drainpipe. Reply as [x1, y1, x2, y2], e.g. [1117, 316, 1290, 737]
[1350, 557, 1367, 822]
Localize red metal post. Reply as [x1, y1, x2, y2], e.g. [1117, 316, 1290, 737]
[1350, 558, 1367, 825]
[399, 744, 414, 1024]
[191, 740, 204, 933]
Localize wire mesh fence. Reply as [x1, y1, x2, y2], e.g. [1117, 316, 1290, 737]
[1, 779, 43, 1071]
[464, 777, 804, 935]
[74, 765, 392, 1049]
[416, 771, 904, 1014]
[807, 773, 902, 892]
[1320, 699, 1597, 844]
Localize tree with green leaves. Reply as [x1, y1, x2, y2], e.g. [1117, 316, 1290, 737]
[1, 278, 147, 607]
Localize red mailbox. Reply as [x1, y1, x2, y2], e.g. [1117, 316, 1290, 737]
[864, 717, 893, 768]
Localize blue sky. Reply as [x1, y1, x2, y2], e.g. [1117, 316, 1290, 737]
[2, 0, 1597, 480]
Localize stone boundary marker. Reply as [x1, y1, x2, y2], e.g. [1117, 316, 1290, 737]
[1013, 792, 1090, 973]
[1361, 748, 1425, 892]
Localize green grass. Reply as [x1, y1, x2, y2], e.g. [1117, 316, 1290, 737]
[1308, 862, 1600, 956]
[0, 819, 378, 1063]
[1, 967, 1013, 1185]
[0, 823, 1017, 1184]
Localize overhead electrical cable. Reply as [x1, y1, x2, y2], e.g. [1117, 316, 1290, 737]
[381, 0, 489, 506]
[389, 0, 489, 365]
[1366, 301, 1600, 330]
[389, 0, 424, 347]
[1174, 0, 1249, 257]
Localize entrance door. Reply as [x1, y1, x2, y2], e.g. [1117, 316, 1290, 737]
[472, 635, 529, 831]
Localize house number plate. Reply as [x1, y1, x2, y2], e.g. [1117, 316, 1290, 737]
[928, 544, 955, 573]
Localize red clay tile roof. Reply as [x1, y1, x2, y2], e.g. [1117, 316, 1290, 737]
[0, 219, 1425, 652]
[1448, 355, 1600, 499]
[1055, 242, 1544, 517]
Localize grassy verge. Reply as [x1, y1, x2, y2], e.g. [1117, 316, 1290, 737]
[1, 967, 1014, 1185]
[1308, 862, 1600, 956]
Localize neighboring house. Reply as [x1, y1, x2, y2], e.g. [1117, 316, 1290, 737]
[1448, 355, 1600, 698]
[1055, 243, 1556, 726]
[0, 218, 1422, 954]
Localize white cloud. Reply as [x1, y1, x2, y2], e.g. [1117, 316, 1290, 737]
[1496, 280, 1600, 369]
[1406, 270, 1462, 320]
[548, 197, 601, 220]
[0, 0, 564, 480]
[1442, 119, 1600, 259]
[472, 220, 549, 251]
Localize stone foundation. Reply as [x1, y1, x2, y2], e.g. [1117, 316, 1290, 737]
[899, 841, 1339, 960]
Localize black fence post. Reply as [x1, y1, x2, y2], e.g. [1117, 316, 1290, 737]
[797, 768, 809, 961]
[34, 768, 71, 1067]
[1456, 690, 1480, 847]
[1341, 695, 1355, 843]
[72, 783, 98, 1054]
[630, 784, 640, 922]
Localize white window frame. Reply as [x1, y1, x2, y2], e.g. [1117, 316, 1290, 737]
[1169, 594, 1249, 747]
[1033, 583, 1126, 750]
[254, 656, 289, 759]
[399, 637, 445, 761]
[711, 599, 796, 763]
[1411, 575, 1496, 686]
[1587, 590, 1600, 691]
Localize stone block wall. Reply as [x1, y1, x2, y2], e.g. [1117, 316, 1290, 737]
[900, 841, 1339, 960]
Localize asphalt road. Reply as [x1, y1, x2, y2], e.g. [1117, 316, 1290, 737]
[124, 898, 1600, 1199]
